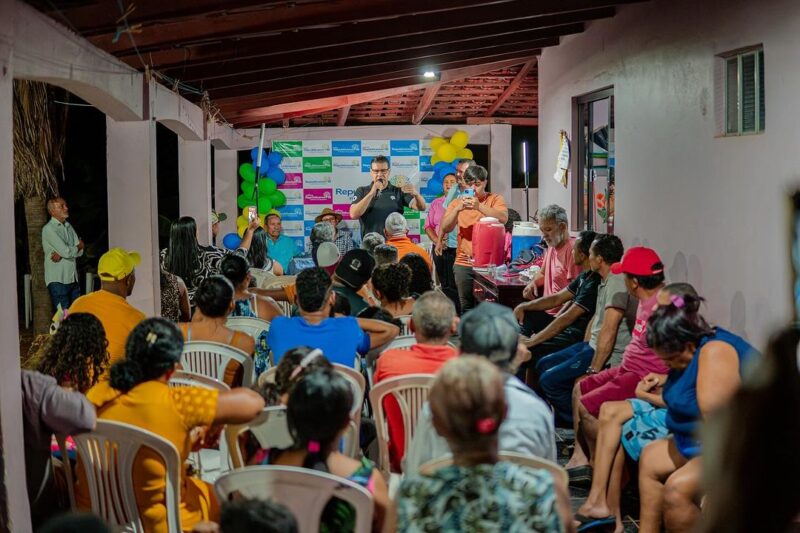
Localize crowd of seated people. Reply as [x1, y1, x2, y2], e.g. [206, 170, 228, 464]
[24, 203, 799, 533]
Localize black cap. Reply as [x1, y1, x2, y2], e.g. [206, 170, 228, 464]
[334, 249, 375, 290]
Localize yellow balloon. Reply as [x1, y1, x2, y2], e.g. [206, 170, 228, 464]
[237, 215, 248, 228]
[456, 147, 474, 160]
[436, 142, 458, 163]
[430, 154, 442, 165]
[450, 130, 469, 149]
[237, 223, 247, 237]
[429, 137, 446, 150]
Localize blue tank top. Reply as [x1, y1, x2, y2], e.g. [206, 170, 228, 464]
[662, 327, 757, 458]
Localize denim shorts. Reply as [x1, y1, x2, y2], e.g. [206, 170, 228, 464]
[620, 399, 669, 461]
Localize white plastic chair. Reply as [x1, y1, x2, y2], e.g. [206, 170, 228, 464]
[169, 370, 231, 392]
[181, 341, 254, 387]
[369, 374, 435, 474]
[215, 465, 374, 533]
[225, 316, 270, 340]
[225, 406, 293, 469]
[396, 315, 412, 336]
[380, 335, 417, 354]
[418, 451, 568, 486]
[73, 420, 181, 533]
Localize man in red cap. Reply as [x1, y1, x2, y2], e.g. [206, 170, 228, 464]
[565, 246, 669, 475]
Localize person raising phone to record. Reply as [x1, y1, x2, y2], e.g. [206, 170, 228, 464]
[440, 165, 508, 313]
[350, 155, 426, 238]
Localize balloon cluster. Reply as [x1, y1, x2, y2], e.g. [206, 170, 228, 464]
[423, 130, 473, 196]
[235, 147, 288, 237]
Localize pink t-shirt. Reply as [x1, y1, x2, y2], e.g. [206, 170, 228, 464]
[424, 196, 447, 233]
[542, 237, 581, 315]
[620, 292, 670, 376]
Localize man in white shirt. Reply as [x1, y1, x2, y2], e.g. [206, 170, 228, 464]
[41, 197, 84, 312]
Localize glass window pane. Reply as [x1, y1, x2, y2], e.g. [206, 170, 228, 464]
[741, 53, 756, 132]
[759, 50, 766, 131]
[726, 57, 739, 134]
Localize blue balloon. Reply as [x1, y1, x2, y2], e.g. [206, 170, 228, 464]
[267, 166, 286, 185]
[267, 150, 283, 166]
[426, 177, 444, 196]
[250, 147, 267, 164]
[433, 161, 451, 172]
[222, 232, 242, 250]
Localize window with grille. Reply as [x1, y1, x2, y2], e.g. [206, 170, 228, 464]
[722, 47, 765, 135]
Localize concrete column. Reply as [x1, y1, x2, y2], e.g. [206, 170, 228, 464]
[489, 124, 513, 203]
[178, 138, 212, 246]
[213, 149, 239, 239]
[107, 117, 160, 316]
[0, 1, 32, 528]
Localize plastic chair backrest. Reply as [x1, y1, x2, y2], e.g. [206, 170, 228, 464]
[332, 363, 366, 458]
[73, 420, 181, 533]
[418, 451, 568, 487]
[369, 373, 435, 474]
[181, 341, 254, 387]
[168, 370, 231, 392]
[225, 406, 293, 469]
[225, 316, 270, 340]
[396, 315, 412, 336]
[215, 465, 374, 533]
[55, 434, 76, 510]
[380, 335, 417, 354]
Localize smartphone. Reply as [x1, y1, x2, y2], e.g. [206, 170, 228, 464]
[247, 206, 257, 222]
[462, 187, 475, 198]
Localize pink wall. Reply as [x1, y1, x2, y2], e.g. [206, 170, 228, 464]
[538, 0, 800, 347]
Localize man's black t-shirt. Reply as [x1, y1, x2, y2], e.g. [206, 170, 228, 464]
[563, 270, 601, 338]
[353, 184, 414, 237]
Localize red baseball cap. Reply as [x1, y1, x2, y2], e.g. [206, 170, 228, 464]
[610, 246, 663, 276]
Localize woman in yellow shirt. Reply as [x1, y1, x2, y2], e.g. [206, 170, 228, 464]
[77, 317, 264, 533]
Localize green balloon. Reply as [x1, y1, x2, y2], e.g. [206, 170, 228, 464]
[257, 196, 273, 213]
[269, 190, 287, 208]
[257, 178, 277, 196]
[240, 181, 255, 198]
[239, 163, 256, 182]
[237, 193, 256, 209]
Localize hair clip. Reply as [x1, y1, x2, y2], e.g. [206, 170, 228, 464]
[670, 295, 685, 309]
[307, 440, 321, 453]
[145, 331, 158, 345]
[476, 417, 498, 434]
[289, 348, 324, 380]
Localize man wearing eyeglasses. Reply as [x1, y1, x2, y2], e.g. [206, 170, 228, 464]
[350, 155, 426, 237]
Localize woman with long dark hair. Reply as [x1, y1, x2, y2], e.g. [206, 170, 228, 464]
[256, 364, 391, 532]
[399, 252, 433, 298]
[247, 226, 284, 280]
[76, 317, 264, 533]
[637, 287, 758, 533]
[161, 216, 258, 306]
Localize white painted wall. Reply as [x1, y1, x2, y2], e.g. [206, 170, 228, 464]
[214, 150, 240, 239]
[538, 0, 800, 347]
[179, 139, 213, 246]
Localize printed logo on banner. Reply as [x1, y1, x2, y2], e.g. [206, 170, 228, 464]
[281, 173, 303, 189]
[304, 188, 333, 205]
[361, 156, 391, 172]
[333, 204, 352, 220]
[303, 157, 333, 173]
[290, 236, 305, 251]
[334, 187, 357, 203]
[332, 157, 361, 171]
[419, 155, 433, 172]
[391, 156, 419, 173]
[303, 174, 333, 186]
[420, 139, 434, 156]
[390, 140, 420, 156]
[302, 140, 332, 157]
[409, 235, 421, 244]
[403, 207, 420, 220]
[361, 140, 390, 156]
[332, 141, 362, 157]
[304, 205, 328, 218]
[282, 189, 304, 205]
[277, 205, 304, 221]
[422, 192, 441, 205]
[281, 221, 305, 237]
[272, 141, 302, 158]
[279, 157, 303, 173]
[304, 220, 317, 237]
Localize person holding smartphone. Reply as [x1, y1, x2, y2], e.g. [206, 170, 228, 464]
[440, 165, 508, 313]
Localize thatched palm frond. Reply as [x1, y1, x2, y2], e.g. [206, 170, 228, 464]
[12, 80, 68, 200]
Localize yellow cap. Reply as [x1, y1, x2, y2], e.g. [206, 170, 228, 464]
[98, 248, 141, 281]
[266, 209, 281, 220]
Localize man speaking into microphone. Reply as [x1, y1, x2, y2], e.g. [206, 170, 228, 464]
[350, 155, 426, 238]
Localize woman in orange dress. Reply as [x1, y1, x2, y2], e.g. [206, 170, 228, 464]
[76, 317, 264, 533]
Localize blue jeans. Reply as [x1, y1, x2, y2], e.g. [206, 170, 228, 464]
[536, 341, 595, 426]
[47, 282, 81, 313]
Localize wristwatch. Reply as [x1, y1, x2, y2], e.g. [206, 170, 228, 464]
[585, 367, 598, 376]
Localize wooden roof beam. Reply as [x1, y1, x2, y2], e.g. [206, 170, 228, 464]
[484, 59, 537, 116]
[412, 83, 442, 125]
[467, 117, 539, 126]
[337, 106, 351, 127]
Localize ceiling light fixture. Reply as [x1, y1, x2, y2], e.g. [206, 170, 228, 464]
[423, 71, 437, 79]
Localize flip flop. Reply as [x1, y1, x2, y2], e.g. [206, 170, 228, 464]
[574, 513, 616, 532]
[567, 465, 593, 481]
